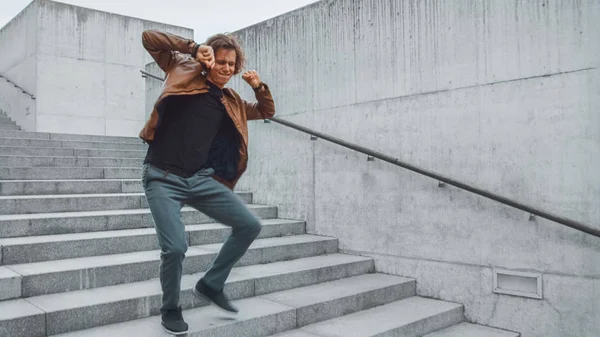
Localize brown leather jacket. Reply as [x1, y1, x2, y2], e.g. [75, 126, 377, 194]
[139, 30, 276, 189]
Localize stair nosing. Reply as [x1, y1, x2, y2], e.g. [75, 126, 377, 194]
[0, 219, 303, 246]
[0, 204, 274, 221]
[6, 234, 337, 276]
[21, 253, 372, 311]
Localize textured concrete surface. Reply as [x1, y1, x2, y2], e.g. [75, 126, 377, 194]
[0, 1, 37, 132]
[0, 155, 142, 169]
[0, 167, 106, 180]
[54, 297, 296, 337]
[49, 274, 419, 337]
[194, 235, 337, 269]
[270, 330, 323, 337]
[239, 254, 375, 295]
[0, 129, 141, 142]
[73, 148, 146, 158]
[0, 219, 302, 264]
[0, 179, 141, 196]
[0, 267, 21, 300]
[0, 123, 20, 130]
[0, 193, 144, 215]
[0, 137, 146, 150]
[0, 146, 145, 157]
[0, 191, 251, 215]
[0, 167, 143, 180]
[0, 0, 193, 135]
[231, 1, 600, 336]
[189, 219, 305, 246]
[0, 130, 49, 139]
[27, 272, 254, 335]
[425, 322, 519, 337]
[144, 61, 164, 122]
[0, 146, 75, 156]
[12, 254, 374, 335]
[372, 253, 600, 337]
[0, 205, 278, 238]
[0, 79, 35, 132]
[33, 0, 192, 136]
[8, 235, 337, 296]
[0, 299, 45, 337]
[261, 273, 415, 326]
[300, 297, 463, 337]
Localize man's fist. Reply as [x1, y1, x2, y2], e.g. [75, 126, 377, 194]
[242, 70, 261, 89]
[195, 45, 215, 69]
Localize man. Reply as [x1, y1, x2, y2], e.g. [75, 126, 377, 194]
[139, 29, 275, 335]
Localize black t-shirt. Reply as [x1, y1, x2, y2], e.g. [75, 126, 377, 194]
[144, 81, 238, 178]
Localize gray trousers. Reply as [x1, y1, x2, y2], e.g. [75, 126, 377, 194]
[142, 163, 262, 313]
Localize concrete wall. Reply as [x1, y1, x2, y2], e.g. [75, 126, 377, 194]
[0, 1, 38, 130]
[0, 78, 36, 131]
[144, 62, 164, 123]
[34, 0, 193, 136]
[230, 0, 600, 336]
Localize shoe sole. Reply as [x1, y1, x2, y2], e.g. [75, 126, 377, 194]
[161, 322, 188, 336]
[192, 287, 239, 314]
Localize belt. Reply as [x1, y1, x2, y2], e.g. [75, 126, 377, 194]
[149, 161, 197, 178]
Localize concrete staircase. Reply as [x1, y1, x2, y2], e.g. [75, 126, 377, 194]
[0, 112, 21, 131]
[0, 126, 519, 336]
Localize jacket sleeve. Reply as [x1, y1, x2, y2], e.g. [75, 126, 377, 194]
[244, 83, 276, 120]
[142, 30, 196, 73]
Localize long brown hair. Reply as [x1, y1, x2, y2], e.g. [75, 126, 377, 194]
[204, 34, 246, 75]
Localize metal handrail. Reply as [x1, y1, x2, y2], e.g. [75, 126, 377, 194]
[140, 69, 600, 238]
[0, 74, 35, 99]
[140, 70, 164, 82]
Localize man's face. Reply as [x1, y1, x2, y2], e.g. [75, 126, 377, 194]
[207, 48, 236, 88]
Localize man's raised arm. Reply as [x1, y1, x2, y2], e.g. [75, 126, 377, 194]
[241, 70, 275, 120]
[142, 30, 197, 72]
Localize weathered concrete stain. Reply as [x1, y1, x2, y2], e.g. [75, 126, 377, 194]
[232, 1, 600, 336]
[1, 0, 193, 135]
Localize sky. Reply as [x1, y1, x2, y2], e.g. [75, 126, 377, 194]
[0, 0, 320, 41]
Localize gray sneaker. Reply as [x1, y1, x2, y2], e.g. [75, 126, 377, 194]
[193, 279, 239, 313]
[161, 307, 188, 335]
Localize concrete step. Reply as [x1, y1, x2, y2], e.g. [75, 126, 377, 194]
[0, 124, 19, 130]
[259, 273, 415, 327]
[74, 148, 146, 158]
[0, 166, 140, 180]
[0, 191, 252, 215]
[3, 253, 375, 337]
[51, 273, 409, 337]
[424, 323, 520, 337]
[0, 298, 45, 337]
[272, 297, 464, 337]
[0, 178, 143, 196]
[0, 204, 278, 238]
[0, 155, 144, 168]
[6, 234, 339, 297]
[0, 137, 146, 150]
[0, 266, 20, 301]
[0, 117, 14, 124]
[0, 146, 146, 158]
[0, 129, 141, 143]
[0, 219, 303, 265]
[0, 146, 74, 156]
[0, 130, 53, 139]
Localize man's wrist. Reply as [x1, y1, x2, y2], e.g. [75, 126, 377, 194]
[191, 43, 200, 58]
[252, 82, 266, 91]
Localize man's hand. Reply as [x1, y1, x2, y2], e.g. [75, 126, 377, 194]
[242, 70, 262, 89]
[195, 45, 215, 69]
